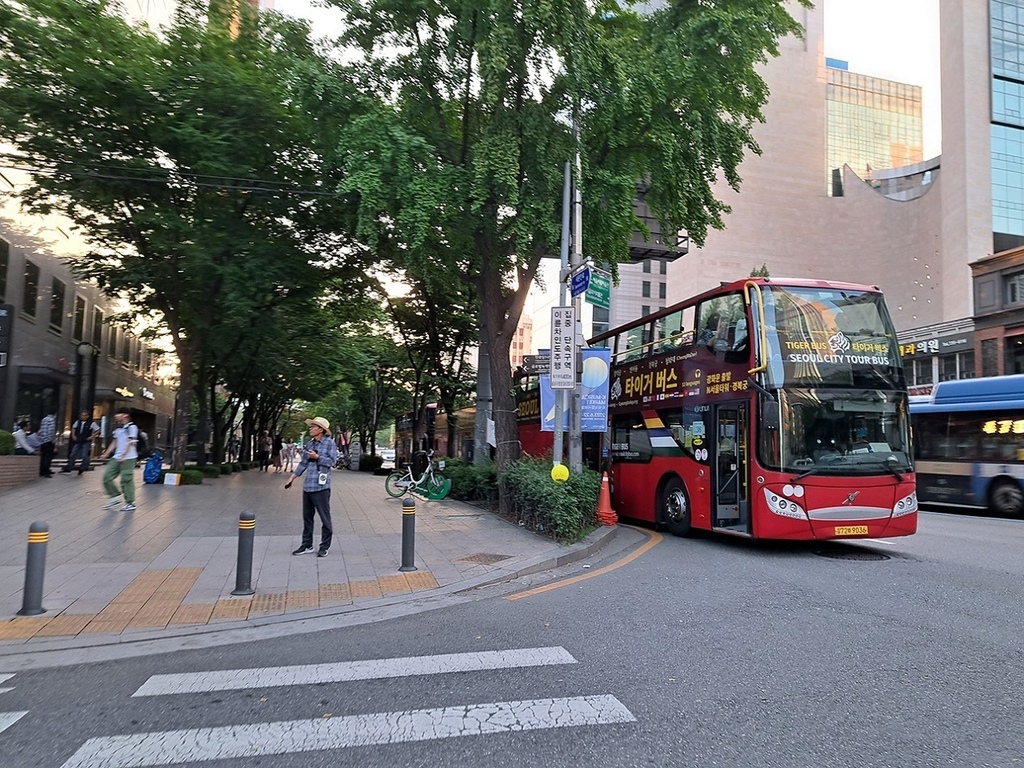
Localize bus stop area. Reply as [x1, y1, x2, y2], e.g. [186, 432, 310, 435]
[0, 467, 621, 664]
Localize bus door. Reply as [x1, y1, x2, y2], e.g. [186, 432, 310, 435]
[712, 402, 750, 532]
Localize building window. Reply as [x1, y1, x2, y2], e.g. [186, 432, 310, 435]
[73, 296, 86, 341]
[22, 260, 39, 318]
[0, 238, 9, 303]
[49, 278, 65, 332]
[658, 282, 666, 300]
[982, 338, 1000, 377]
[641, 304, 650, 317]
[913, 357, 933, 385]
[592, 306, 610, 339]
[959, 350, 975, 378]
[643, 260, 651, 274]
[642, 281, 651, 298]
[108, 327, 118, 359]
[659, 259, 667, 275]
[91, 308, 103, 353]
[121, 332, 131, 368]
[136, 343, 144, 372]
[1007, 272, 1024, 305]
[939, 354, 958, 382]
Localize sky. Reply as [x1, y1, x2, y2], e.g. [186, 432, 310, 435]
[823, 0, 941, 157]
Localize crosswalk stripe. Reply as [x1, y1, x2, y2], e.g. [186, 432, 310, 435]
[0, 711, 28, 734]
[133, 646, 577, 697]
[60, 694, 635, 767]
[0, 674, 13, 685]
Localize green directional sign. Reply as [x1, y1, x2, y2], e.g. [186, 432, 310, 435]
[585, 269, 611, 310]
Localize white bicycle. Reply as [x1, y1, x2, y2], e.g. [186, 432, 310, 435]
[384, 450, 449, 498]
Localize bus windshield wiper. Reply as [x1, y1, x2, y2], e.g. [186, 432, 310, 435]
[790, 465, 822, 481]
[874, 460, 904, 481]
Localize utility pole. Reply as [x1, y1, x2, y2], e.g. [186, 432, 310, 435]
[553, 160, 571, 468]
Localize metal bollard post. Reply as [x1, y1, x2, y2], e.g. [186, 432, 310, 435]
[399, 496, 417, 572]
[231, 510, 256, 596]
[18, 522, 48, 616]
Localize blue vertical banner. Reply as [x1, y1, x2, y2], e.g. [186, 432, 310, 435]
[539, 352, 568, 433]
[580, 348, 611, 432]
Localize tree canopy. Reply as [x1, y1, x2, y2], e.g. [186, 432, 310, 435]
[0, 0, 373, 467]
[323, 0, 808, 475]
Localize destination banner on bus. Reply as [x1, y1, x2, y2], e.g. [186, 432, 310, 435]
[772, 329, 897, 387]
[608, 347, 749, 411]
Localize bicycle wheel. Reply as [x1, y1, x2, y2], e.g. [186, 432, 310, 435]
[384, 471, 408, 498]
[427, 472, 447, 497]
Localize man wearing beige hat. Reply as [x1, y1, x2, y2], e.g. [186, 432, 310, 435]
[284, 416, 339, 557]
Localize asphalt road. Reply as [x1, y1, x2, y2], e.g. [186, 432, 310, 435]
[2, 509, 1022, 768]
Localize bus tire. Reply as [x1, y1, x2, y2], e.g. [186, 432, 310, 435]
[660, 477, 692, 537]
[989, 478, 1024, 517]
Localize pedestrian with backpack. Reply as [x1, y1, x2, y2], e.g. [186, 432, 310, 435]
[98, 408, 138, 512]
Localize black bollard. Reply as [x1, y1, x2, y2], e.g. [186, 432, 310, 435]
[231, 510, 256, 596]
[18, 521, 48, 616]
[399, 496, 417, 572]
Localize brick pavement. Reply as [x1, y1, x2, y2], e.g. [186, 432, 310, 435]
[0, 465, 613, 652]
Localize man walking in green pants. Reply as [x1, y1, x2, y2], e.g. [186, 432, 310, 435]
[99, 408, 138, 512]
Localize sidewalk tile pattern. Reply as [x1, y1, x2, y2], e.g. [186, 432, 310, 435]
[0, 466, 557, 647]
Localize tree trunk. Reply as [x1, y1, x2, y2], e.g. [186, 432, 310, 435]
[170, 340, 197, 471]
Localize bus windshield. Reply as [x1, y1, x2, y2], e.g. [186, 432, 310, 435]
[767, 388, 913, 474]
[762, 285, 903, 389]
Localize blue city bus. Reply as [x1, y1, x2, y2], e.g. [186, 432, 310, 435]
[910, 375, 1024, 516]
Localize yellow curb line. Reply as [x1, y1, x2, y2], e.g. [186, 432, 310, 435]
[505, 525, 662, 601]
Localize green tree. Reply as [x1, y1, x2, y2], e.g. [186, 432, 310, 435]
[326, 0, 807, 482]
[0, 0, 367, 468]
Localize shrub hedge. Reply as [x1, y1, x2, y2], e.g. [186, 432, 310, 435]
[0, 430, 14, 456]
[444, 459, 498, 505]
[446, 456, 599, 543]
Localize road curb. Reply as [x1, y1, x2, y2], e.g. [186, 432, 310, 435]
[0, 524, 625, 669]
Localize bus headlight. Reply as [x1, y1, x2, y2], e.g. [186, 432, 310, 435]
[892, 490, 917, 517]
[764, 489, 807, 519]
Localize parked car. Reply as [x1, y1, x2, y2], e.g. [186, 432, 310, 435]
[378, 449, 396, 471]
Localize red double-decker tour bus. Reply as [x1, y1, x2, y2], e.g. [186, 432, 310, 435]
[588, 278, 917, 540]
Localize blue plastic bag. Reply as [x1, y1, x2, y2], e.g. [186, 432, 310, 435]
[143, 451, 163, 484]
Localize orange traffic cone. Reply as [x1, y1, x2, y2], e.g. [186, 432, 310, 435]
[596, 472, 618, 526]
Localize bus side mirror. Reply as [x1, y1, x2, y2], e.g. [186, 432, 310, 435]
[763, 401, 780, 430]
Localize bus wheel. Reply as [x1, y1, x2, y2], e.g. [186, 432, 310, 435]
[661, 477, 691, 537]
[989, 478, 1024, 517]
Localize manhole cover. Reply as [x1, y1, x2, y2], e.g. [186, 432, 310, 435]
[457, 553, 513, 564]
[814, 547, 890, 561]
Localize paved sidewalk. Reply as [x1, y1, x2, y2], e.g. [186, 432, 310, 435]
[0, 466, 617, 660]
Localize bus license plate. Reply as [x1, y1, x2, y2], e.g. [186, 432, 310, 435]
[834, 525, 868, 536]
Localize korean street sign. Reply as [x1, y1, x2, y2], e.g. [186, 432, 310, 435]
[522, 354, 551, 374]
[550, 306, 576, 390]
[570, 266, 591, 298]
[585, 269, 611, 310]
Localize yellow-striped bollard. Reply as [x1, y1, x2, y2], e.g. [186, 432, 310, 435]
[231, 510, 256, 596]
[18, 521, 48, 616]
[399, 496, 417, 572]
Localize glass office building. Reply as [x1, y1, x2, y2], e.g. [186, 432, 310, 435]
[826, 63, 923, 196]
[992, 0, 1024, 251]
